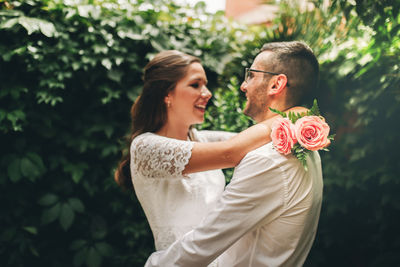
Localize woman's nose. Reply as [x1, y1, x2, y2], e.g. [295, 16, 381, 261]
[201, 87, 212, 98]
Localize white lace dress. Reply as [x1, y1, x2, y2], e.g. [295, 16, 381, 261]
[130, 129, 235, 267]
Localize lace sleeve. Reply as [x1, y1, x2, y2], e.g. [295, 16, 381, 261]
[130, 133, 194, 179]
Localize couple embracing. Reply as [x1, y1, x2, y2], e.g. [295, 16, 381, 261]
[115, 41, 325, 267]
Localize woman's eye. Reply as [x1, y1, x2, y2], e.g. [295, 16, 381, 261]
[190, 83, 200, 88]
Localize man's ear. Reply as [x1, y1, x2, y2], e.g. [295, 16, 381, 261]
[268, 74, 288, 96]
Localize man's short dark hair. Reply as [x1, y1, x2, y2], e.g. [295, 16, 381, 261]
[261, 41, 319, 106]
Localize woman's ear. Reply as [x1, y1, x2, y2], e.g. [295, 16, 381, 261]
[268, 74, 288, 96]
[164, 95, 171, 108]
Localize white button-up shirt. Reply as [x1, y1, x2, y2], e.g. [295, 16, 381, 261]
[146, 142, 323, 267]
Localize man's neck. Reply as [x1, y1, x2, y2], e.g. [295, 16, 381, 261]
[256, 102, 290, 122]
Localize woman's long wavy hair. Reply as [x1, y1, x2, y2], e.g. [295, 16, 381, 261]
[114, 50, 201, 190]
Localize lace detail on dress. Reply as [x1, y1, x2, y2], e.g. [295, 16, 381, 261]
[131, 133, 194, 179]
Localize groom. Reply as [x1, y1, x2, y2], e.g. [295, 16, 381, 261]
[146, 41, 323, 267]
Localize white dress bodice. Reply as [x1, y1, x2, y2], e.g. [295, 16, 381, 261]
[130, 129, 235, 266]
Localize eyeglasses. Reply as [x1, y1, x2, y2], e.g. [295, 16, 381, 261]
[244, 68, 289, 86]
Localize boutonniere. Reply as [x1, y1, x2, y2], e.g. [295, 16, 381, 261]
[269, 99, 335, 171]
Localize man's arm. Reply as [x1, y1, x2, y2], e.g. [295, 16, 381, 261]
[145, 148, 286, 267]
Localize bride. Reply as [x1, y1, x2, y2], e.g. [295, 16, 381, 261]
[114, 50, 293, 266]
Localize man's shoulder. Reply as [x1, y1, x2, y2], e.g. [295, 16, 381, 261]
[242, 142, 285, 164]
[234, 143, 286, 174]
[247, 142, 274, 156]
[233, 143, 322, 189]
[237, 142, 312, 173]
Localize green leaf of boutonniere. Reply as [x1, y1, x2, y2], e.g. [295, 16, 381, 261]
[308, 99, 321, 116]
[269, 107, 287, 118]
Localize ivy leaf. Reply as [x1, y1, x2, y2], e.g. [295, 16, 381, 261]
[38, 194, 59, 206]
[41, 203, 61, 224]
[101, 59, 112, 70]
[18, 16, 40, 35]
[86, 247, 102, 267]
[68, 198, 85, 213]
[0, 10, 24, 17]
[23, 226, 38, 235]
[8, 158, 22, 182]
[73, 247, 88, 267]
[17, 17, 56, 37]
[107, 70, 123, 83]
[0, 18, 19, 29]
[29, 245, 40, 257]
[6, 110, 26, 131]
[26, 152, 47, 175]
[63, 162, 88, 184]
[91, 217, 107, 240]
[150, 39, 166, 52]
[2, 228, 16, 242]
[20, 156, 41, 179]
[60, 203, 75, 231]
[0, 109, 6, 122]
[38, 20, 57, 37]
[70, 239, 87, 250]
[104, 126, 114, 139]
[94, 242, 113, 257]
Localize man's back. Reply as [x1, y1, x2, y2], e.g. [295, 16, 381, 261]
[219, 143, 323, 266]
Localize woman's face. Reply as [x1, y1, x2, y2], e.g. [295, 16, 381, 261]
[166, 62, 212, 127]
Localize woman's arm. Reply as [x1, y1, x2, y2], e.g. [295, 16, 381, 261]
[192, 129, 236, 142]
[185, 123, 269, 173]
[184, 106, 308, 174]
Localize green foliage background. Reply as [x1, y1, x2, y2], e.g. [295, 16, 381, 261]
[0, 0, 399, 266]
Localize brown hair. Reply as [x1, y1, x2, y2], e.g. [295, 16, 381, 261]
[260, 41, 319, 106]
[114, 50, 201, 190]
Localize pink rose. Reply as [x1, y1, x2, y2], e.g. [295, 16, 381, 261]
[295, 116, 330, 151]
[271, 118, 297, 155]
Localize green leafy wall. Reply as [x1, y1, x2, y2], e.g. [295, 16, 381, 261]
[0, 1, 248, 266]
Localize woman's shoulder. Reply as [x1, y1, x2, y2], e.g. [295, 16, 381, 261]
[131, 132, 156, 143]
[132, 132, 189, 145]
[131, 132, 194, 154]
[130, 132, 159, 155]
[130, 132, 194, 179]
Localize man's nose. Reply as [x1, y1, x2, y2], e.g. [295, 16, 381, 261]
[240, 81, 247, 92]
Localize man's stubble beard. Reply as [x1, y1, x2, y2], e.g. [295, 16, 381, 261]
[243, 84, 269, 122]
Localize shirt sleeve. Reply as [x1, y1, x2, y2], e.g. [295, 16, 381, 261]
[192, 129, 237, 142]
[131, 133, 195, 179]
[145, 149, 286, 266]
